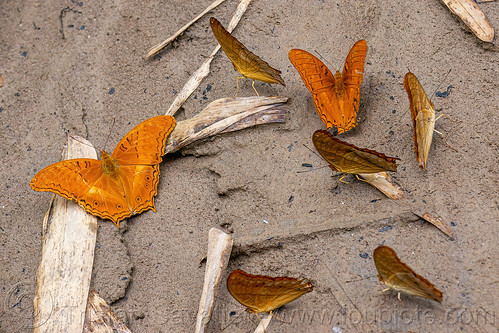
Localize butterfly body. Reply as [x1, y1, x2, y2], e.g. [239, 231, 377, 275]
[227, 270, 313, 314]
[289, 40, 367, 133]
[210, 18, 285, 87]
[373, 246, 443, 303]
[312, 130, 398, 174]
[404, 72, 436, 170]
[30, 115, 176, 227]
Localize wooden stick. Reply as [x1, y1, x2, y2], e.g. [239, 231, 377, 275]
[33, 135, 98, 333]
[441, 0, 494, 42]
[165, 96, 288, 153]
[165, 0, 252, 116]
[195, 228, 234, 333]
[358, 172, 404, 200]
[147, 0, 228, 58]
[84, 290, 131, 333]
[253, 313, 272, 333]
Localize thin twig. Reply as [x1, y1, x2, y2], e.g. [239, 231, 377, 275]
[147, 0, 228, 58]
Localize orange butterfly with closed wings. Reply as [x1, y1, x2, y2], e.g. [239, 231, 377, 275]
[227, 269, 313, 318]
[373, 246, 443, 303]
[30, 116, 176, 227]
[210, 17, 285, 96]
[289, 40, 367, 134]
[404, 71, 436, 170]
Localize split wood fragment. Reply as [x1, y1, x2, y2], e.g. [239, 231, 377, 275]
[358, 172, 404, 200]
[253, 313, 272, 333]
[165, 96, 288, 153]
[33, 135, 98, 333]
[195, 228, 233, 333]
[84, 290, 131, 333]
[414, 212, 455, 240]
[147, 0, 228, 58]
[441, 0, 494, 42]
[165, 0, 253, 116]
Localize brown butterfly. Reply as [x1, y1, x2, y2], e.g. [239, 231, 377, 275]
[227, 269, 313, 316]
[30, 116, 176, 227]
[373, 246, 443, 303]
[289, 40, 367, 134]
[312, 130, 398, 175]
[210, 17, 285, 96]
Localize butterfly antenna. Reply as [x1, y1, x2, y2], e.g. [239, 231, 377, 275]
[314, 49, 335, 69]
[431, 69, 452, 99]
[297, 144, 330, 173]
[103, 118, 116, 153]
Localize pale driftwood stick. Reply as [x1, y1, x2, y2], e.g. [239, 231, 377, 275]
[147, 0, 228, 58]
[253, 313, 272, 333]
[195, 228, 234, 333]
[165, 96, 288, 153]
[84, 291, 131, 333]
[33, 135, 98, 333]
[165, 0, 252, 116]
[358, 172, 404, 200]
[441, 0, 494, 42]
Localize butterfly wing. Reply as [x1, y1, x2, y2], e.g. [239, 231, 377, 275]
[342, 39, 367, 132]
[31, 116, 176, 227]
[289, 49, 342, 130]
[404, 72, 435, 170]
[30, 158, 131, 225]
[373, 246, 443, 302]
[110, 115, 176, 221]
[227, 270, 313, 313]
[312, 130, 398, 174]
[210, 18, 285, 86]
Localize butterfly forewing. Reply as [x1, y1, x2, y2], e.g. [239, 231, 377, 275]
[373, 246, 443, 302]
[289, 40, 367, 134]
[227, 270, 313, 313]
[112, 115, 176, 165]
[404, 72, 435, 170]
[312, 130, 398, 174]
[343, 40, 367, 129]
[210, 18, 285, 86]
[30, 115, 176, 227]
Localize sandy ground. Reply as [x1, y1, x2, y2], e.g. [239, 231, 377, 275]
[1, 0, 498, 332]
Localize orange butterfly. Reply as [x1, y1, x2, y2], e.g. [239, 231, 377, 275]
[373, 246, 443, 303]
[312, 130, 398, 175]
[289, 40, 367, 134]
[227, 269, 313, 316]
[30, 116, 176, 227]
[210, 17, 285, 96]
